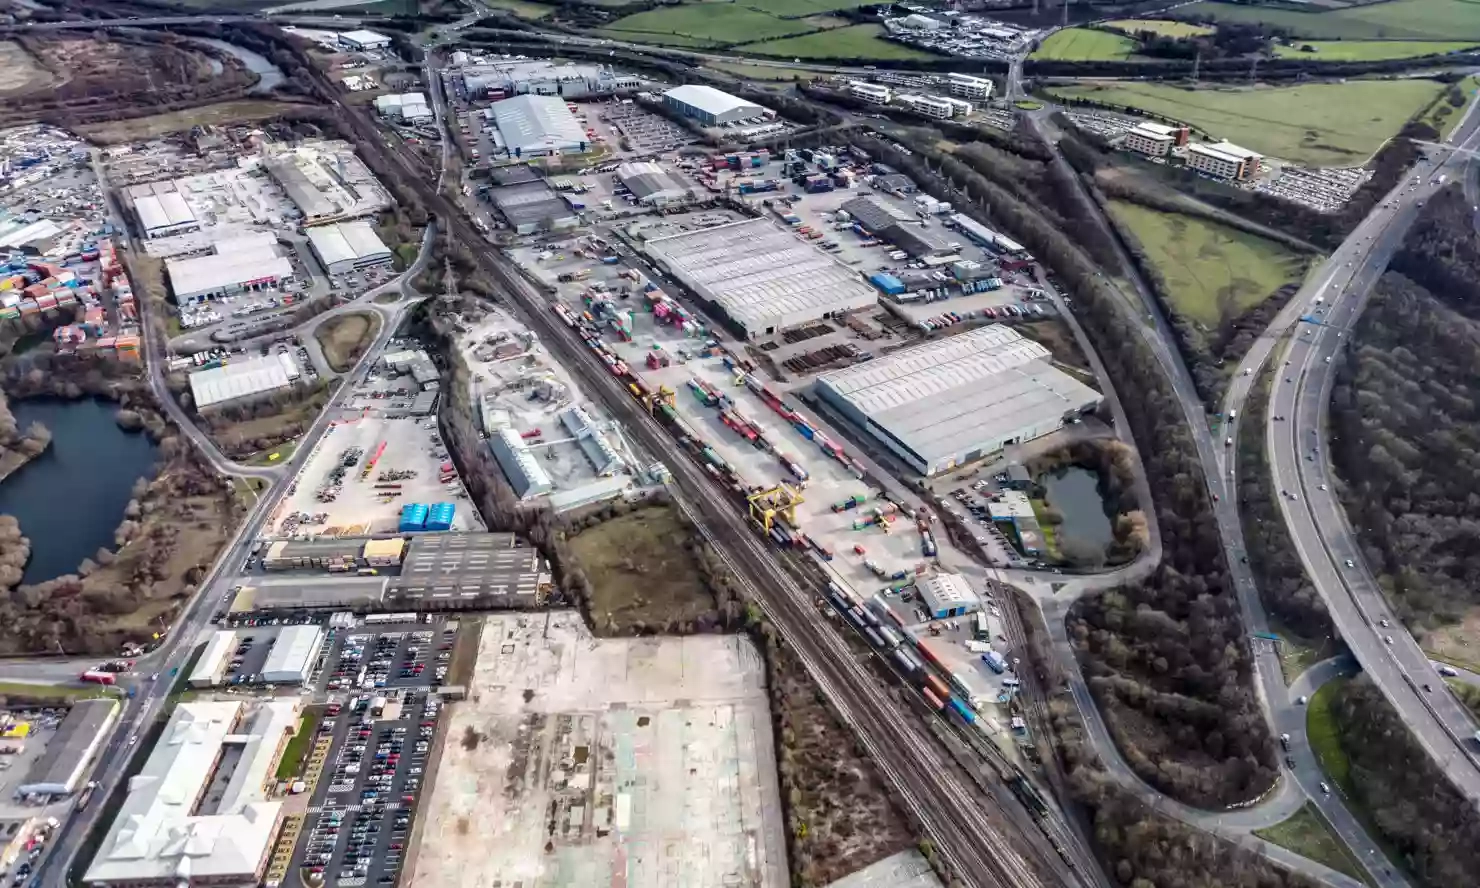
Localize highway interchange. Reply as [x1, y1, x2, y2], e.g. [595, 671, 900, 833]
[8, 5, 1480, 887]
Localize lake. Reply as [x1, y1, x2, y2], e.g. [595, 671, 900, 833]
[1041, 466, 1114, 553]
[0, 399, 159, 585]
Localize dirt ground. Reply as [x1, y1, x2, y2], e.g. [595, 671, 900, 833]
[567, 505, 718, 633]
[1420, 609, 1480, 672]
[315, 312, 381, 372]
[0, 41, 54, 95]
[75, 100, 305, 143]
[204, 384, 332, 458]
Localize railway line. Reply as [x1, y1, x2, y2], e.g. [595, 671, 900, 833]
[305, 62, 1103, 888]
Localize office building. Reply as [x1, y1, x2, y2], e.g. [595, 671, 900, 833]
[897, 94, 954, 120]
[306, 220, 394, 276]
[1122, 121, 1188, 158]
[847, 81, 892, 104]
[814, 324, 1102, 475]
[83, 701, 300, 887]
[1186, 140, 1262, 181]
[662, 85, 767, 126]
[642, 218, 876, 339]
[948, 73, 994, 101]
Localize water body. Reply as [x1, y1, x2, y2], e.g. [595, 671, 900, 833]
[1041, 466, 1114, 552]
[194, 37, 285, 94]
[0, 400, 158, 585]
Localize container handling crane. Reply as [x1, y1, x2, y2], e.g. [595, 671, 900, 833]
[748, 482, 803, 534]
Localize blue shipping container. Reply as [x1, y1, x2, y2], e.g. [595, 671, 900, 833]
[399, 503, 428, 532]
[948, 697, 977, 724]
[869, 273, 906, 296]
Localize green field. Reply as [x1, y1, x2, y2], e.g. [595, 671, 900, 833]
[605, 4, 817, 45]
[1274, 39, 1478, 60]
[739, 0, 877, 16]
[596, 28, 721, 47]
[1105, 18, 1213, 38]
[481, 0, 555, 19]
[1306, 678, 1352, 790]
[1174, 0, 1480, 41]
[1031, 27, 1140, 60]
[1107, 201, 1308, 329]
[706, 60, 823, 80]
[1254, 803, 1371, 884]
[1050, 79, 1443, 165]
[737, 24, 936, 60]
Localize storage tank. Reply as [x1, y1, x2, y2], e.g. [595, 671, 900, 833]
[399, 503, 428, 532]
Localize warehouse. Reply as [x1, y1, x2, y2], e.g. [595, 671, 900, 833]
[165, 236, 292, 304]
[262, 141, 391, 225]
[616, 161, 689, 206]
[189, 355, 297, 410]
[663, 85, 768, 126]
[230, 577, 389, 614]
[337, 29, 391, 50]
[488, 95, 591, 158]
[189, 630, 238, 688]
[129, 184, 198, 239]
[373, 92, 432, 123]
[489, 425, 553, 498]
[490, 179, 579, 235]
[642, 218, 876, 339]
[85, 700, 299, 888]
[16, 699, 118, 797]
[460, 59, 640, 100]
[814, 324, 1102, 475]
[387, 533, 548, 609]
[916, 573, 981, 620]
[261, 625, 325, 685]
[306, 219, 394, 276]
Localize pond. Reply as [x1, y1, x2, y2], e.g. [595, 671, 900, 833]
[1040, 466, 1114, 554]
[193, 37, 285, 94]
[0, 399, 159, 585]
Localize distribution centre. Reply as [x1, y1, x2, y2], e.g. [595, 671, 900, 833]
[189, 354, 298, 410]
[487, 95, 591, 158]
[813, 324, 1102, 475]
[641, 217, 876, 339]
[662, 85, 768, 126]
[305, 219, 394, 276]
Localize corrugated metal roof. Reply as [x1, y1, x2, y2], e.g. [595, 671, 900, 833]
[490, 95, 589, 154]
[166, 245, 291, 298]
[307, 220, 391, 267]
[663, 84, 765, 119]
[189, 355, 294, 409]
[262, 625, 323, 681]
[134, 192, 196, 233]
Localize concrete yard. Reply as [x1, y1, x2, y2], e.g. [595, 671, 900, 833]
[271, 415, 483, 536]
[409, 612, 788, 888]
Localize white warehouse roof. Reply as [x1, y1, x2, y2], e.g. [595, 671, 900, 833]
[262, 625, 324, 683]
[306, 220, 392, 268]
[189, 631, 237, 686]
[663, 84, 765, 119]
[84, 701, 299, 885]
[133, 192, 195, 234]
[339, 29, 390, 45]
[190, 354, 295, 409]
[643, 218, 876, 335]
[490, 95, 590, 155]
[166, 244, 291, 298]
[816, 324, 1102, 467]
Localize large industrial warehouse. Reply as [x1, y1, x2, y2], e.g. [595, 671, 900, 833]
[189, 354, 298, 409]
[17, 699, 118, 797]
[663, 85, 768, 126]
[488, 95, 590, 158]
[642, 218, 876, 339]
[815, 324, 1102, 475]
[261, 625, 325, 685]
[165, 232, 292, 303]
[306, 219, 394, 276]
[129, 184, 198, 239]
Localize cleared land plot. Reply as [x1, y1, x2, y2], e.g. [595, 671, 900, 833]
[1173, 0, 1480, 40]
[737, 23, 935, 59]
[408, 613, 789, 888]
[480, 0, 554, 17]
[1107, 201, 1307, 328]
[1032, 28, 1140, 60]
[1253, 803, 1369, 883]
[75, 100, 306, 143]
[1105, 18, 1213, 37]
[605, 4, 816, 46]
[0, 41, 54, 94]
[1274, 39, 1479, 59]
[1049, 79, 1443, 165]
[567, 505, 717, 632]
[315, 312, 381, 373]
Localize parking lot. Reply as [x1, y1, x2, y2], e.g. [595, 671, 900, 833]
[288, 680, 447, 888]
[599, 100, 694, 155]
[317, 624, 457, 694]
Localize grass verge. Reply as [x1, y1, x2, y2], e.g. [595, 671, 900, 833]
[1274, 40, 1479, 61]
[1254, 802, 1372, 885]
[275, 706, 323, 781]
[1172, 0, 1480, 41]
[0, 681, 109, 703]
[315, 312, 381, 373]
[1307, 677, 1351, 791]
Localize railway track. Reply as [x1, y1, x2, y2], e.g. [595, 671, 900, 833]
[306, 66, 1102, 887]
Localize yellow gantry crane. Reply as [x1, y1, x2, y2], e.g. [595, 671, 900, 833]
[748, 482, 804, 533]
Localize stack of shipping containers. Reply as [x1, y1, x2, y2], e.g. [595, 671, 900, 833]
[399, 503, 428, 532]
[424, 503, 456, 531]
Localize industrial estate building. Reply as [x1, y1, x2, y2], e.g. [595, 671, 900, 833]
[915, 573, 981, 620]
[373, 92, 432, 123]
[16, 699, 118, 797]
[1122, 121, 1188, 158]
[662, 85, 768, 126]
[489, 178, 579, 234]
[642, 218, 877, 339]
[260, 625, 325, 685]
[306, 219, 394, 275]
[842, 197, 958, 261]
[84, 700, 300, 887]
[616, 161, 689, 206]
[189, 630, 238, 688]
[487, 95, 591, 158]
[814, 324, 1102, 475]
[459, 59, 640, 100]
[128, 183, 199, 240]
[262, 141, 391, 225]
[164, 233, 292, 303]
[1186, 140, 1263, 181]
[189, 353, 299, 410]
[489, 425, 553, 499]
[337, 29, 391, 51]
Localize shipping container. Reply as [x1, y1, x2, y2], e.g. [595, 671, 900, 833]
[922, 687, 946, 710]
[924, 674, 951, 700]
[399, 503, 429, 532]
[947, 697, 977, 724]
